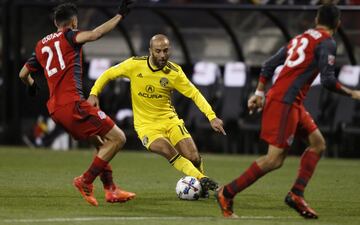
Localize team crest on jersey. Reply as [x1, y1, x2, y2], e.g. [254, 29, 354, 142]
[328, 55, 335, 65]
[146, 85, 155, 93]
[97, 111, 107, 120]
[160, 77, 169, 87]
[142, 136, 149, 146]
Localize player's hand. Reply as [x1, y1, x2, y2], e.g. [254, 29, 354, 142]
[117, 0, 135, 18]
[210, 118, 226, 135]
[87, 94, 100, 108]
[248, 95, 265, 114]
[27, 81, 40, 97]
[351, 90, 360, 100]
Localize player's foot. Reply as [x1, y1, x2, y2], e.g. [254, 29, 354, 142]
[73, 176, 98, 206]
[215, 186, 238, 218]
[285, 191, 318, 219]
[199, 177, 219, 192]
[104, 185, 136, 203]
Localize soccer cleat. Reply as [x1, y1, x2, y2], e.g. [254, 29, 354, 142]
[285, 191, 318, 219]
[199, 177, 219, 192]
[215, 186, 239, 218]
[73, 176, 98, 206]
[104, 185, 136, 203]
[200, 189, 210, 198]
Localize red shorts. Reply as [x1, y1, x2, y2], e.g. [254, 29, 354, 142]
[260, 99, 317, 148]
[50, 100, 115, 140]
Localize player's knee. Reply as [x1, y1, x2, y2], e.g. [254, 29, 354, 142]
[264, 156, 284, 171]
[108, 129, 126, 152]
[313, 142, 326, 155]
[311, 138, 326, 154]
[115, 132, 126, 151]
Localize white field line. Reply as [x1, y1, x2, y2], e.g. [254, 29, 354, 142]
[3, 216, 299, 223]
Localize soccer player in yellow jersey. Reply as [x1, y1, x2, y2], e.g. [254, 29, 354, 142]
[88, 34, 225, 195]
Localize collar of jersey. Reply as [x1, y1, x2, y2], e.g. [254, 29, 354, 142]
[147, 57, 164, 72]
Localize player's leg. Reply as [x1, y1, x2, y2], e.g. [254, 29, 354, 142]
[216, 99, 294, 217]
[168, 121, 218, 192]
[285, 107, 322, 219]
[88, 135, 135, 203]
[216, 144, 286, 217]
[175, 138, 210, 196]
[89, 136, 114, 189]
[73, 126, 126, 206]
[290, 129, 325, 197]
[149, 138, 206, 180]
[66, 100, 133, 205]
[175, 138, 203, 173]
[286, 132, 323, 218]
[168, 121, 204, 173]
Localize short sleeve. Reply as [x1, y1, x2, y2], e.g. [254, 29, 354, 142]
[25, 52, 42, 72]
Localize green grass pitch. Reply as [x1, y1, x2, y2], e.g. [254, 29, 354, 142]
[0, 146, 359, 225]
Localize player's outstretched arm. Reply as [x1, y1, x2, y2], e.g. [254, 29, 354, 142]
[75, 0, 134, 44]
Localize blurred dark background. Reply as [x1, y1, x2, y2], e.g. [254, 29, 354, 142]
[1, 0, 360, 157]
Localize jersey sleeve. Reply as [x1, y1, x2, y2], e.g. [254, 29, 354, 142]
[316, 38, 348, 95]
[25, 52, 42, 72]
[90, 58, 133, 96]
[64, 29, 83, 47]
[259, 46, 287, 84]
[174, 67, 217, 121]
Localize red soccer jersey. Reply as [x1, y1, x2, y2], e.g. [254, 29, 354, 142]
[26, 28, 84, 114]
[260, 28, 339, 105]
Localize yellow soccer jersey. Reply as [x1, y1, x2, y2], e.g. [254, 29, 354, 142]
[90, 56, 217, 128]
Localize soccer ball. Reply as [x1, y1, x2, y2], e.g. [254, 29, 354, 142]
[175, 176, 202, 200]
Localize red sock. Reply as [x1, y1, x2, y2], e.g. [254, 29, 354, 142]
[83, 156, 108, 184]
[100, 164, 115, 189]
[291, 149, 321, 196]
[223, 161, 265, 199]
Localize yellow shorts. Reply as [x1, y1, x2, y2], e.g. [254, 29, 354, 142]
[135, 118, 192, 149]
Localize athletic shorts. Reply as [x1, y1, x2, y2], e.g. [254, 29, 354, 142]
[260, 99, 318, 148]
[135, 118, 192, 149]
[50, 100, 115, 140]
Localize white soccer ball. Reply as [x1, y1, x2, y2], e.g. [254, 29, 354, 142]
[175, 176, 202, 200]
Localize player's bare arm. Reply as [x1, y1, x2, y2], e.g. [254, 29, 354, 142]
[75, 0, 134, 44]
[338, 85, 360, 100]
[87, 94, 100, 108]
[19, 65, 34, 86]
[19, 65, 39, 97]
[248, 46, 286, 115]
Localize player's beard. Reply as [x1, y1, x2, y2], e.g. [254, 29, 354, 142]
[157, 59, 167, 68]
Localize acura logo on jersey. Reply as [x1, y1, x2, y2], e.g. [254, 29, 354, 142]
[138, 92, 163, 99]
[160, 77, 169, 87]
[146, 85, 155, 93]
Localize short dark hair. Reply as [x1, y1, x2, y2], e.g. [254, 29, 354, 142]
[317, 4, 341, 30]
[53, 3, 78, 26]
